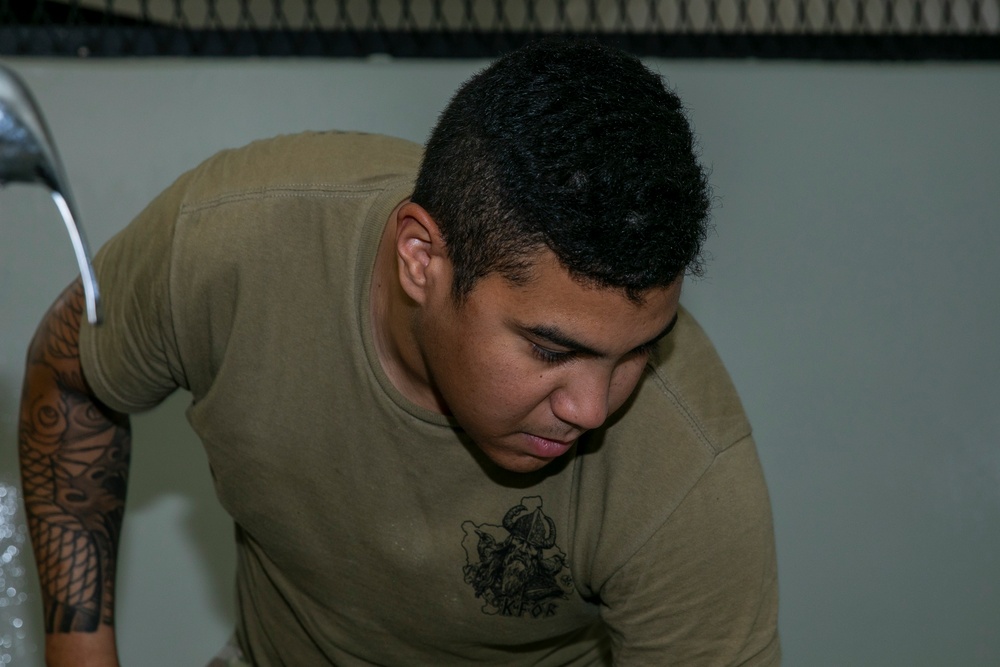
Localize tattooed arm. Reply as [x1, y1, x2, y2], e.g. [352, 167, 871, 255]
[19, 280, 129, 667]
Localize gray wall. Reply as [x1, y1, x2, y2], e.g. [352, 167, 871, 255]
[1, 57, 997, 666]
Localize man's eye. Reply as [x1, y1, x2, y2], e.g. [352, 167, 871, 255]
[531, 344, 574, 365]
[632, 341, 657, 357]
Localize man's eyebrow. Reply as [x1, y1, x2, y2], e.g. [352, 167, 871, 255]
[521, 313, 679, 358]
[642, 313, 679, 350]
[522, 325, 604, 357]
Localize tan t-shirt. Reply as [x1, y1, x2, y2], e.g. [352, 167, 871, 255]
[80, 131, 780, 666]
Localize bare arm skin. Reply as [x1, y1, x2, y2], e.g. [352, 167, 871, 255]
[18, 280, 128, 667]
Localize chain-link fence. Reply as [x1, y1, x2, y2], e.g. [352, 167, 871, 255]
[1, 0, 997, 58]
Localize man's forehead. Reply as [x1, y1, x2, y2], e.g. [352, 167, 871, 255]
[496, 248, 680, 302]
[458, 247, 682, 337]
[494, 272, 682, 355]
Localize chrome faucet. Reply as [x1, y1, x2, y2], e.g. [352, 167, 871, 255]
[0, 64, 102, 325]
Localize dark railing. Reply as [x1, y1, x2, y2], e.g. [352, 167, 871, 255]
[1, 0, 997, 59]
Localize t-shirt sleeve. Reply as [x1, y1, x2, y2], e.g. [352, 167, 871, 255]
[599, 436, 781, 666]
[79, 171, 194, 413]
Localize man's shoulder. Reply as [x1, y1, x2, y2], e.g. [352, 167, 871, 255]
[178, 131, 424, 206]
[233, 130, 424, 168]
[569, 308, 763, 585]
[584, 305, 753, 494]
[224, 130, 423, 162]
[622, 306, 752, 455]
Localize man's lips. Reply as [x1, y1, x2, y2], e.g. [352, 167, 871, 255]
[522, 433, 578, 459]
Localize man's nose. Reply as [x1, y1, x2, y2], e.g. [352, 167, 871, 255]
[550, 371, 612, 431]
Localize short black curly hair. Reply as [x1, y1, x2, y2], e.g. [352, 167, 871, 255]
[411, 38, 711, 302]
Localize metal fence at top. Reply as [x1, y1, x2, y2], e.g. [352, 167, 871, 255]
[1, 0, 997, 59]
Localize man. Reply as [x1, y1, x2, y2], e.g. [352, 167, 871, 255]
[19, 39, 780, 665]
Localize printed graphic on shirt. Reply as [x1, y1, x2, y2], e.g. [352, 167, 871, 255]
[461, 496, 575, 618]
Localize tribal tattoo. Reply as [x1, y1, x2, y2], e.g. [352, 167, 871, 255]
[18, 281, 131, 633]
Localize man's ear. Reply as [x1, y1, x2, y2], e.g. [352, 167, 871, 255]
[395, 202, 449, 305]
